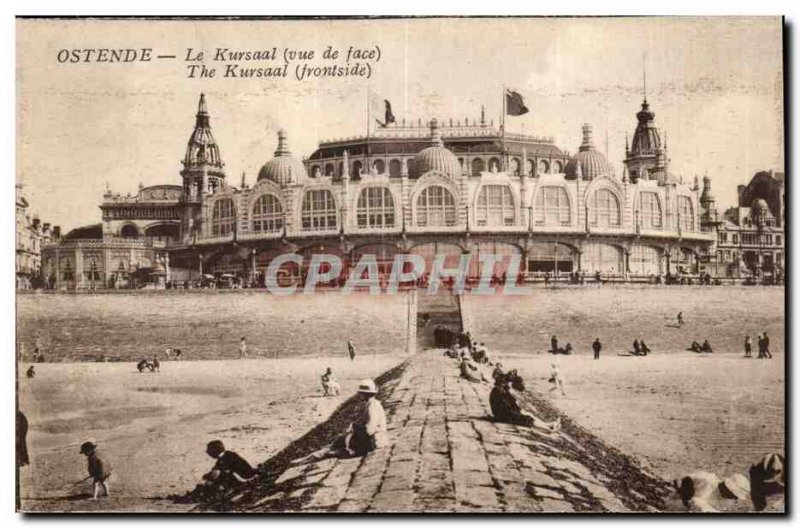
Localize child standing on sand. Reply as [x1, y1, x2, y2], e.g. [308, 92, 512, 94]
[79, 440, 112, 500]
[239, 337, 247, 358]
[548, 363, 566, 396]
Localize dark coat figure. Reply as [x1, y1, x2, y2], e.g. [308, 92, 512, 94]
[749, 453, 784, 511]
[137, 359, 153, 373]
[153, 356, 160, 373]
[551, 335, 559, 353]
[26, 366, 35, 378]
[592, 338, 602, 360]
[762, 333, 772, 359]
[490, 375, 534, 427]
[690, 341, 702, 353]
[701, 340, 713, 353]
[191, 440, 257, 501]
[348, 341, 356, 361]
[17, 411, 29, 467]
[640, 341, 651, 356]
[632, 339, 642, 356]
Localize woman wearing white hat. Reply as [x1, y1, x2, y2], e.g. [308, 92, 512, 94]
[296, 379, 387, 463]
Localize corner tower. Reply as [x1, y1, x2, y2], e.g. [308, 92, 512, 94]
[180, 93, 226, 242]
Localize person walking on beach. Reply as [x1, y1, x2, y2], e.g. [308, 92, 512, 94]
[744, 335, 752, 358]
[239, 337, 247, 358]
[592, 338, 602, 360]
[153, 355, 160, 373]
[762, 332, 772, 359]
[548, 363, 566, 396]
[677, 312, 685, 327]
[757, 334, 765, 358]
[79, 440, 112, 500]
[348, 340, 356, 361]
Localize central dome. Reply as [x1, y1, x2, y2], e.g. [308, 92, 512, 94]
[409, 119, 461, 179]
[564, 123, 615, 180]
[257, 130, 308, 186]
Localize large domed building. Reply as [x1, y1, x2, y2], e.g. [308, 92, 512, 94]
[41, 93, 716, 289]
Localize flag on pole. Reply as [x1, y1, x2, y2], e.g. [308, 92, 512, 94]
[505, 89, 529, 116]
[376, 99, 396, 128]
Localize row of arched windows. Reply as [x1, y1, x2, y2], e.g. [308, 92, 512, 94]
[209, 186, 695, 234]
[309, 156, 566, 179]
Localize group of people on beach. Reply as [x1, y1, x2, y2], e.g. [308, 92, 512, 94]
[744, 333, 773, 359]
[549, 335, 650, 358]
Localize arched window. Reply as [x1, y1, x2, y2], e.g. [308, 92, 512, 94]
[389, 159, 402, 178]
[630, 245, 662, 275]
[589, 189, 621, 228]
[251, 194, 284, 233]
[677, 196, 695, 231]
[301, 189, 338, 232]
[553, 161, 564, 173]
[471, 158, 486, 177]
[510, 158, 521, 176]
[488, 157, 502, 172]
[416, 186, 457, 227]
[372, 159, 385, 174]
[533, 186, 571, 225]
[538, 159, 550, 174]
[357, 187, 395, 229]
[352, 160, 363, 179]
[324, 163, 334, 177]
[638, 192, 662, 229]
[526, 159, 535, 176]
[476, 185, 515, 226]
[120, 224, 139, 238]
[211, 199, 236, 236]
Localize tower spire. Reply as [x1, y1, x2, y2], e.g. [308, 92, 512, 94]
[642, 53, 647, 104]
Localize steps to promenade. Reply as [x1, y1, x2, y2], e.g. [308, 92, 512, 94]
[215, 351, 670, 513]
[416, 291, 462, 348]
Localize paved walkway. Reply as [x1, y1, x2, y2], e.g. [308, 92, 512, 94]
[216, 351, 670, 512]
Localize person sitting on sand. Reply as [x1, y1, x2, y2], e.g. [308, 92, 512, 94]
[137, 359, 151, 373]
[749, 453, 784, 511]
[80, 440, 112, 500]
[321, 367, 340, 396]
[563, 343, 573, 355]
[701, 340, 713, 353]
[174, 349, 182, 361]
[191, 440, 256, 500]
[297, 379, 387, 462]
[26, 365, 35, 379]
[672, 471, 750, 512]
[690, 341, 702, 353]
[490, 372, 561, 433]
[640, 340, 651, 356]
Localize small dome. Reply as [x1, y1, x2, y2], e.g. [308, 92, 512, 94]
[409, 119, 461, 179]
[564, 124, 614, 180]
[753, 198, 770, 214]
[257, 130, 308, 186]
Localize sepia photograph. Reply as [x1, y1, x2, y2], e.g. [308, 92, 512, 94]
[14, 16, 785, 514]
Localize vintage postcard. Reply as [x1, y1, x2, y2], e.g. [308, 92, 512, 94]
[15, 16, 785, 513]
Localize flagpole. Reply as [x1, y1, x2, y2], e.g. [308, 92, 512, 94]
[366, 86, 370, 171]
[501, 86, 506, 171]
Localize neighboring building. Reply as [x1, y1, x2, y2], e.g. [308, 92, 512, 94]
[16, 184, 57, 289]
[42, 93, 714, 289]
[701, 170, 785, 280]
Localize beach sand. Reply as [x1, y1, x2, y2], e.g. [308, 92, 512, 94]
[18, 356, 405, 512]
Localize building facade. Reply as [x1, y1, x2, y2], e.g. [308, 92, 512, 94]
[701, 170, 785, 281]
[42, 94, 715, 289]
[16, 184, 58, 289]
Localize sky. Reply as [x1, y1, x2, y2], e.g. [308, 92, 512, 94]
[16, 16, 784, 231]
